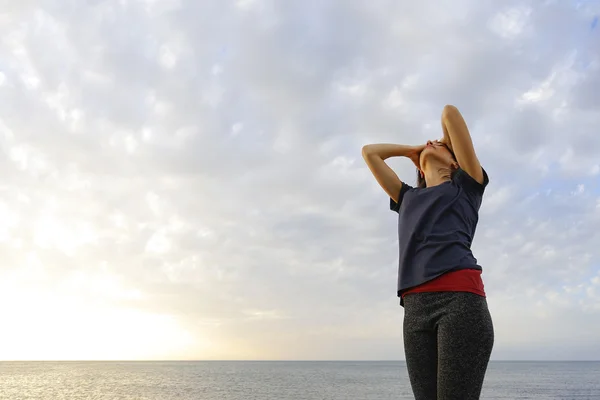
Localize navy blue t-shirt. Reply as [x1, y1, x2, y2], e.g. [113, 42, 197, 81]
[390, 167, 489, 304]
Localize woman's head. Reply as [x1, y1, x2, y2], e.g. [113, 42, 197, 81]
[416, 140, 459, 188]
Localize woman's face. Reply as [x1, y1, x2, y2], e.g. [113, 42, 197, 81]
[419, 140, 455, 170]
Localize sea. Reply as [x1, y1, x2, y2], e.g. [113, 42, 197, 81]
[1, 361, 599, 400]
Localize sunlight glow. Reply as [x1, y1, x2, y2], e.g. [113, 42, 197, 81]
[0, 282, 212, 360]
[0, 263, 216, 360]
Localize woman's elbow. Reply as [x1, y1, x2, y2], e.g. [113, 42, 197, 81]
[442, 104, 460, 119]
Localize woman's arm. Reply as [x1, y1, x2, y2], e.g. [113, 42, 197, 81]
[361, 143, 423, 202]
[440, 105, 484, 184]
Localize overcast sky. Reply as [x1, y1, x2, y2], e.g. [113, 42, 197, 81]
[0, 0, 599, 361]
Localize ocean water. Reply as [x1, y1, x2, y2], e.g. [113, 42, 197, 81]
[1, 361, 599, 400]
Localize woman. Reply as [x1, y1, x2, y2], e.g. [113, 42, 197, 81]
[362, 105, 494, 399]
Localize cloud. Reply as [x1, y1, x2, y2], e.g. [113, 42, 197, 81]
[0, 0, 599, 360]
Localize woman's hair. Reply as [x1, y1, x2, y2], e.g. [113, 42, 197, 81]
[416, 143, 458, 188]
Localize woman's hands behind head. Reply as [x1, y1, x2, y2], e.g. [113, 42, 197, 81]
[408, 144, 426, 171]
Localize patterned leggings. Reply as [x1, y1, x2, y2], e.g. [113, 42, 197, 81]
[403, 292, 494, 400]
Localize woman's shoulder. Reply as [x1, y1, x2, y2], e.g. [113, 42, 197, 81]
[452, 167, 489, 194]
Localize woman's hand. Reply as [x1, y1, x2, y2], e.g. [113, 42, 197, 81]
[407, 144, 426, 171]
[439, 130, 453, 153]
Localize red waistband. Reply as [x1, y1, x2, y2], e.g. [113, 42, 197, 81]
[402, 268, 486, 299]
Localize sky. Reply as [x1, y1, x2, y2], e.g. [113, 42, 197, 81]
[0, 0, 599, 361]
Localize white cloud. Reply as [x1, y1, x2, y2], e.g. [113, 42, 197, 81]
[489, 6, 532, 39]
[235, 0, 258, 10]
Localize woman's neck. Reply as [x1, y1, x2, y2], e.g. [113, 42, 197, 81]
[423, 160, 453, 187]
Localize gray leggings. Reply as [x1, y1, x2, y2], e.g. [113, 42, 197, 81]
[403, 292, 494, 400]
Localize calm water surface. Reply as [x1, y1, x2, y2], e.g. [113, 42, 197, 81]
[1, 361, 599, 399]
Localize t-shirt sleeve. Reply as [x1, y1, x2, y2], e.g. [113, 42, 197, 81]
[455, 167, 489, 199]
[390, 182, 414, 213]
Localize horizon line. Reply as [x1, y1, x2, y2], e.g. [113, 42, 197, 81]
[2, 359, 599, 363]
